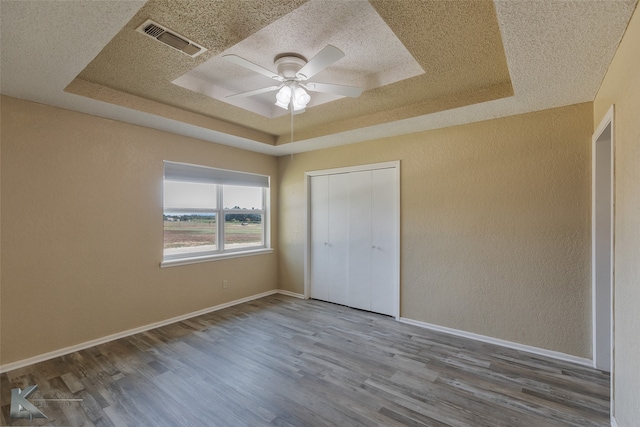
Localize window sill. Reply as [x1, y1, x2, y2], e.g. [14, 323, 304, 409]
[160, 248, 274, 268]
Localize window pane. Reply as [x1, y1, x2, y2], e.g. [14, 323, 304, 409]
[164, 213, 216, 256]
[224, 213, 263, 249]
[164, 181, 217, 210]
[223, 185, 262, 210]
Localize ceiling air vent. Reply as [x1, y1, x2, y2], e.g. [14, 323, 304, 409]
[136, 19, 207, 58]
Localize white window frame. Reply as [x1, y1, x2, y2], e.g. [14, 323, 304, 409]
[161, 161, 272, 268]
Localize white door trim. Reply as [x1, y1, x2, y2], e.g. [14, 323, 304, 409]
[591, 106, 614, 371]
[304, 161, 401, 319]
[305, 160, 400, 177]
[591, 104, 614, 416]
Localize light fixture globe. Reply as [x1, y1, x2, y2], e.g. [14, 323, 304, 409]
[295, 86, 310, 105]
[275, 81, 310, 111]
[292, 86, 310, 111]
[275, 85, 292, 109]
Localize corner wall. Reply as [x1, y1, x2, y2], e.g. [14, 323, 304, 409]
[0, 96, 279, 365]
[593, 2, 640, 424]
[279, 103, 593, 358]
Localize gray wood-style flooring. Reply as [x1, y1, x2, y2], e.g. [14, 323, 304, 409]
[1, 295, 610, 426]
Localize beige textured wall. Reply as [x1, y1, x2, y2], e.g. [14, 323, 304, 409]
[0, 96, 279, 365]
[594, 3, 640, 424]
[279, 103, 593, 357]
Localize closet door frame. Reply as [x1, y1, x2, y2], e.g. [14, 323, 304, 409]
[304, 161, 400, 319]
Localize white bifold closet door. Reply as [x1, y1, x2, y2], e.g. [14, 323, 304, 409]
[309, 166, 397, 317]
[309, 173, 349, 306]
[348, 169, 396, 316]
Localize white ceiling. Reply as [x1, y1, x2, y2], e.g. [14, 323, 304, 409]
[1, 0, 637, 156]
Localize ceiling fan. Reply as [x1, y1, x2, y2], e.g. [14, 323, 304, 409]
[223, 45, 363, 113]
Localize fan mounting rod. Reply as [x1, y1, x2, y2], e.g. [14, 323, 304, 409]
[274, 54, 307, 79]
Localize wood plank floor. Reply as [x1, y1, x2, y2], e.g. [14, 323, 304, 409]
[1, 295, 610, 426]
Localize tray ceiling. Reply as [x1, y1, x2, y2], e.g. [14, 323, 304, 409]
[2, 0, 637, 155]
[66, 0, 513, 146]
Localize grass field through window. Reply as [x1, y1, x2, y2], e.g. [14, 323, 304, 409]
[164, 219, 262, 251]
[164, 220, 216, 249]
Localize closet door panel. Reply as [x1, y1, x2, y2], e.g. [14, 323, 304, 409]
[327, 173, 350, 306]
[309, 175, 329, 301]
[348, 170, 372, 311]
[371, 168, 397, 316]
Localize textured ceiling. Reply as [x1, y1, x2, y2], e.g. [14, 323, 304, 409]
[67, 0, 513, 146]
[173, 0, 426, 119]
[1, 0, 637, 155]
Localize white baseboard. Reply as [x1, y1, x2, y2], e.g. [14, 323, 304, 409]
[277, 289, 305, 299]
[1, 289, 288, 374]
[611, 415, 619, 427]
[398, 317, 593, 367]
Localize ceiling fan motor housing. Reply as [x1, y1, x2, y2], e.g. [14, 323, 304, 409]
[274, 55, 307, 79]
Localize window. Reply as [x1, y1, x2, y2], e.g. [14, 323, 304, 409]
[162, 161, 270, 266]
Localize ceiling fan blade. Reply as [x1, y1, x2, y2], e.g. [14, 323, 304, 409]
[303, 82, 363, 98]
[223, 55, 283, 81]
[296, 45, 345, 81]
[226, 85, 282, 99]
